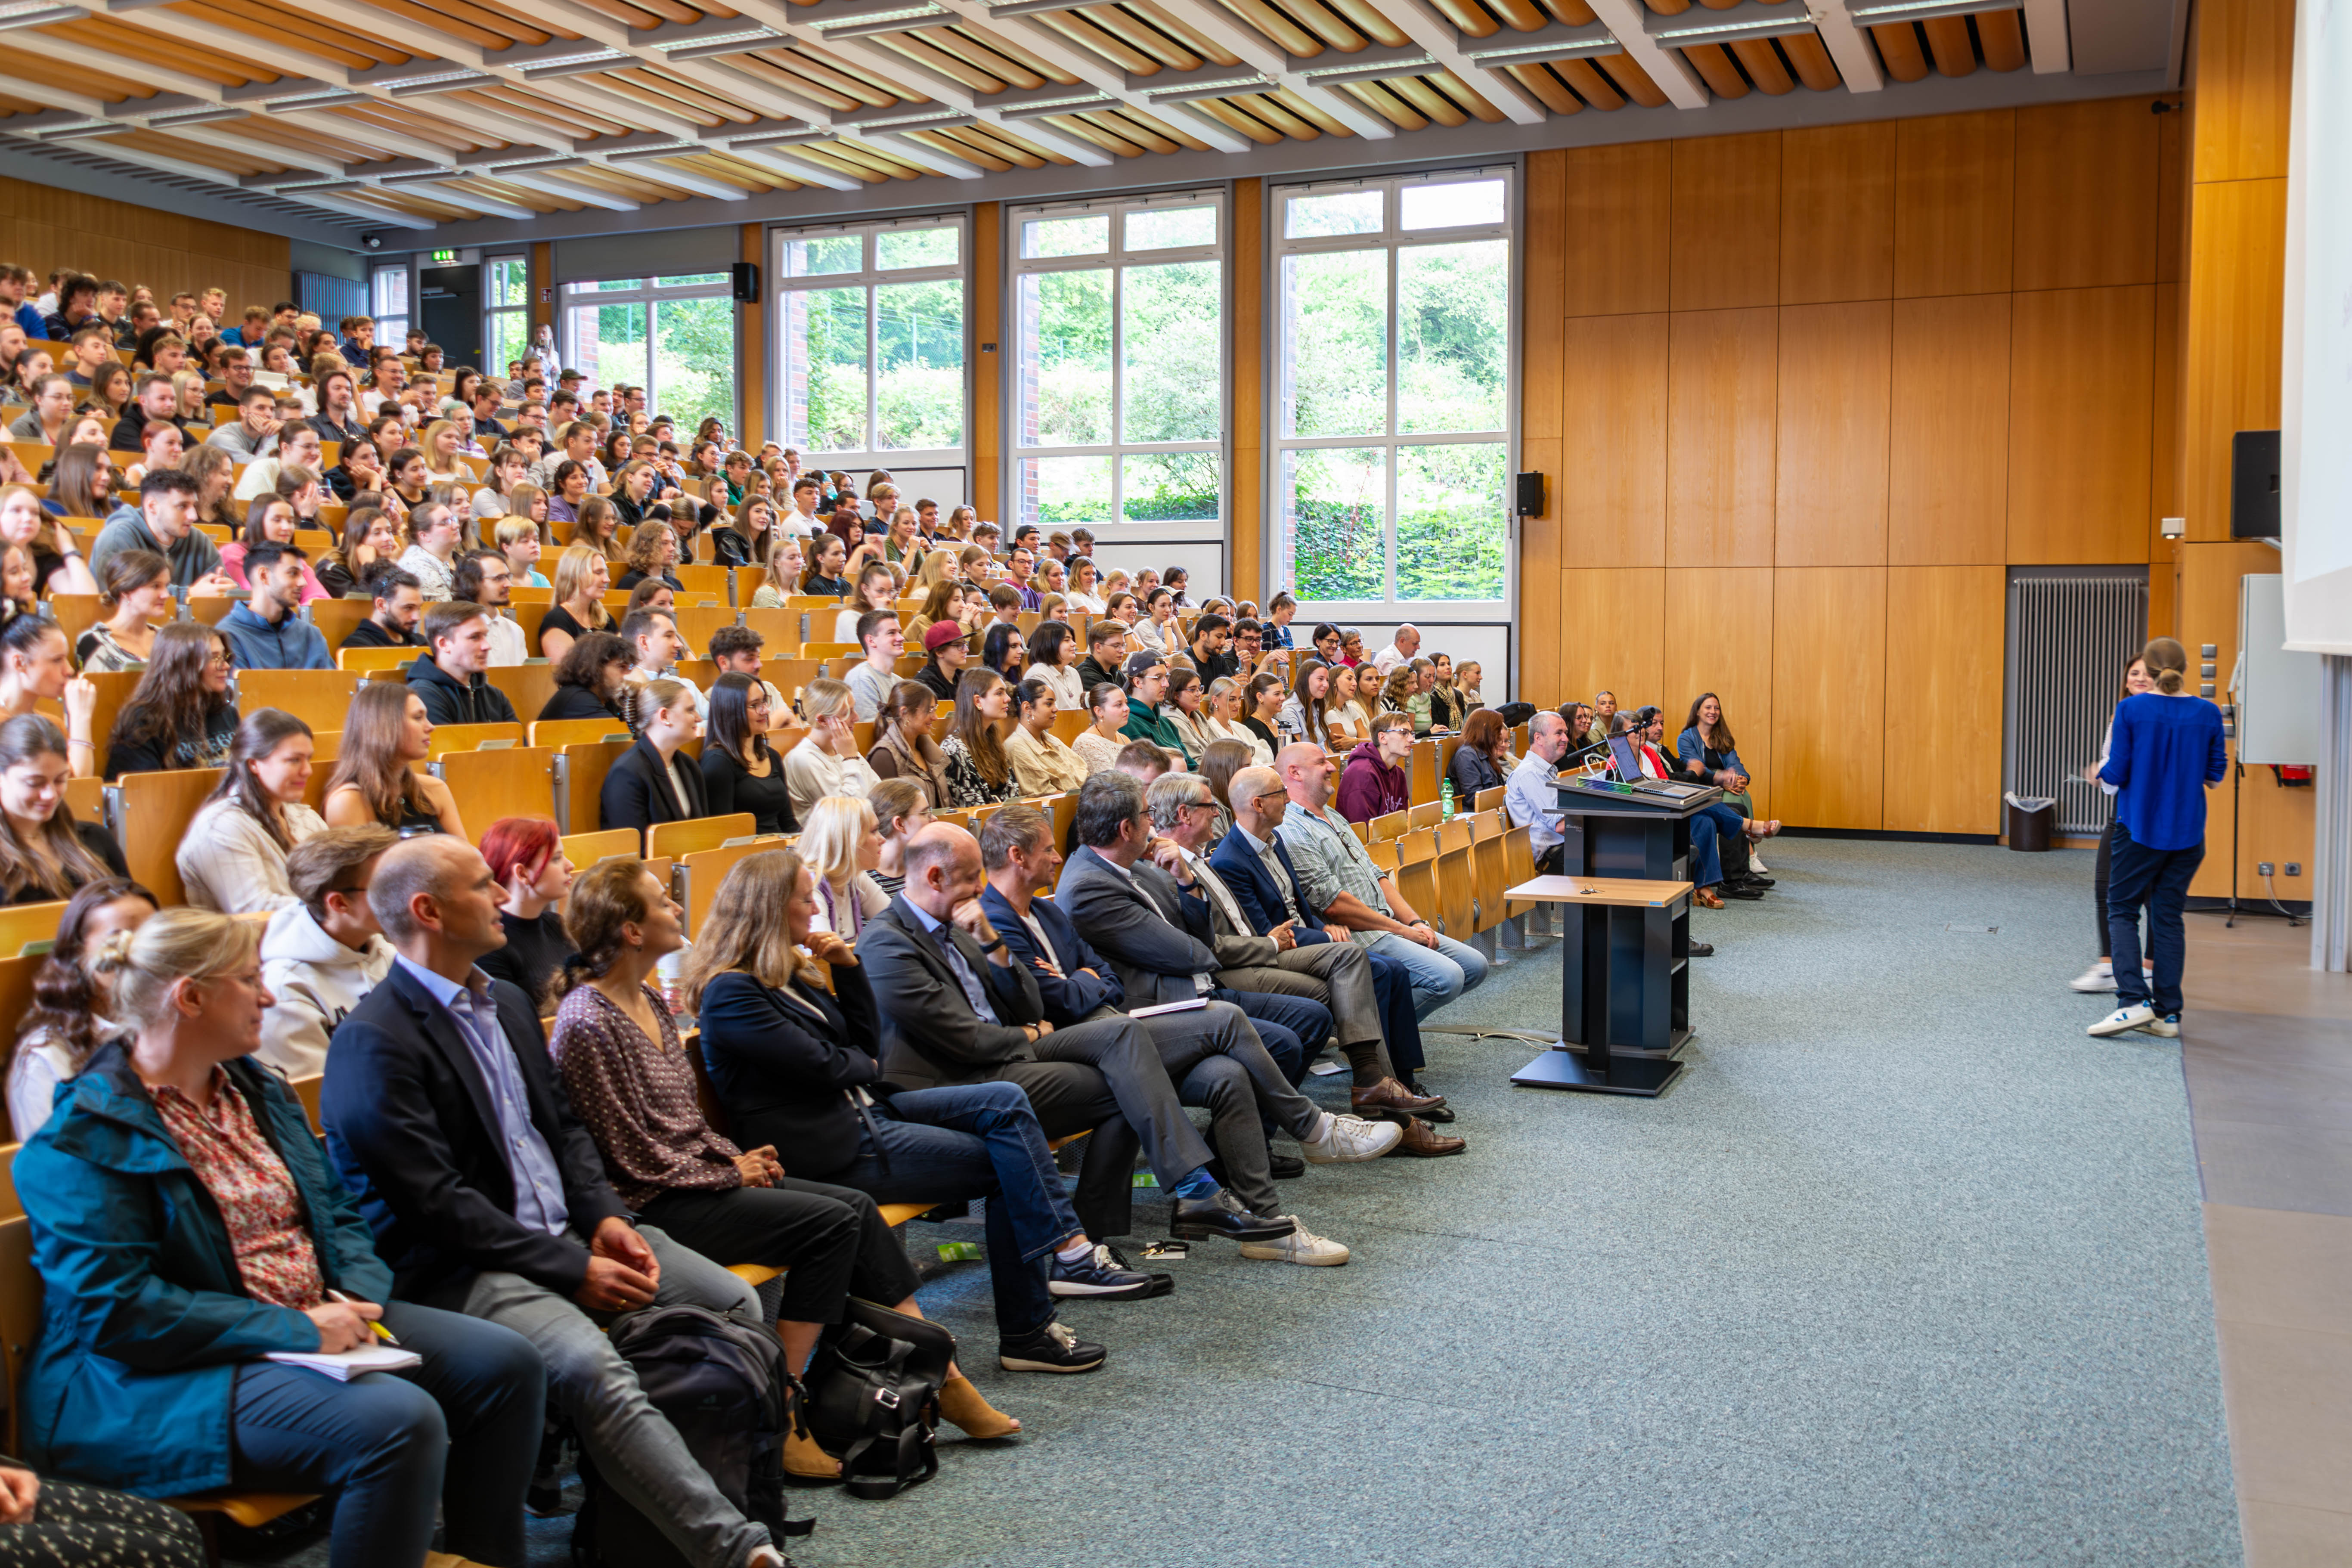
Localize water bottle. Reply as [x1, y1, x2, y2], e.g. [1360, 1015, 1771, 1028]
[1440, 778, 1454, 820]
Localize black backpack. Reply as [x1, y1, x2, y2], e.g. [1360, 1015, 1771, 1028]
[572, 1304, 813, 1567]
[801, 1298, 954, 1501]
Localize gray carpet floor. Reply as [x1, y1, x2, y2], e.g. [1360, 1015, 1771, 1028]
[232, 839, 2242, 1568]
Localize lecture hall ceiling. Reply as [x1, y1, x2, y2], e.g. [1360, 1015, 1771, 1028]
[0, 0, 2184, 235]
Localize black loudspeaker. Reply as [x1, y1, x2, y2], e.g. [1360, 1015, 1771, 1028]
[1514, 471, 1543, 517]
[2231, 430, 2280, 539]
[730, 261, 761, 303]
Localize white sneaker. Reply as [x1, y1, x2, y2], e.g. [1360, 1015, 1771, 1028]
[2141, 1013, 2181, 1038]
[1299, 1112, 1403, 1164]
[2069, 962, 2116, 993]
[2089, 1004, 2156, 1037]
[1748, 850, 1769, 875]
[1239, 1220, 1350, 1266]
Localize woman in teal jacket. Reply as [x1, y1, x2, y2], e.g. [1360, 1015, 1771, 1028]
[15, 908, 544, 1568]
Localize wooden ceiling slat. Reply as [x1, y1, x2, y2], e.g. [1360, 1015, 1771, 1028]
[193, 0, 410, 63]
[1531, 0, 1597, 24]
[1869, 21, 1928, 80]
[1215, 0, 1323, 56]
[647, 154, 752, 192]
[784, 141, 894, 182]
[1419, 0, 1500, 37]
[1677, 41, 1748, 96]
[915, 29, 1044, 90]
[459, 0, 581, 37]
[1552, 54, 1623, 106]
[726, 53, 872, 112]
[694, 151, 796, 189]
[1261, 0, 1367, 50]
[939, 121, 1052, 168]
[1503, 60, 1581, 113]
[598, 65, 745, 122]
[1186, 92, 1287, 141]
[4, 55, 152, 102]
[1920, 14, 1974, 74]
[1084, 5, 1203, 71]
[161, 3, 386, 69]
[1593, 49, 1666, 104]
[785, 40, 925, 102]
[97, 128, 268, 174]
[941, 21, 1081, 83]
[1084, 105, 1181, 151]
[1975, 8, 2026, 70]
[1115, 102, 1212, 150]
[460, 175, 569, 210]
[1039, 110, 1146, 156]
[216, 116, 381, 162]
[39, 17, 266, 85]
[409, 0, 555, 45]
[1728, 37, 1795, 93]
[1780, 30, 1840, 87]
[1642, 0, 1688, 13]
[1429, 66, 1504, 120]
[459, 83, 632, 135]
[1032, 10, 1162, 74]
[1267, 84, 1354, 135]
[326, 102, 490, 152]
[1385, 72, 1468, 125]
[868, 31, 1009, 94]
[347, 0, 513, 50]
[903, 126, 1012, 171]
[1335, 76, 1428, 129]
[1235, 92, 1321, 139]
[1483, 0, 1551, 27]
[1121, 0, 1244, 64]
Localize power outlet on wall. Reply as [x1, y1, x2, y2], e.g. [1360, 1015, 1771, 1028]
[2257, 861, 2275, 876]
[2287, 863, 2303, 877]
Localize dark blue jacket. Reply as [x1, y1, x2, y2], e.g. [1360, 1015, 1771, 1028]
[2098, 691, 2228, 851]
[1208, 827, 1339, 946]
[16, 1045, 392, 1497]
[979, 884, 1122, 1027]
[217, 600, 333, 671]
[696, 963, 885, 1175]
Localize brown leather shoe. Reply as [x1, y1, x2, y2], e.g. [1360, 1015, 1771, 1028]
[1695, 886, 1724, 910]
[1383, 1116, 1466, 1157]
[1351, 1076, 1445, 1116]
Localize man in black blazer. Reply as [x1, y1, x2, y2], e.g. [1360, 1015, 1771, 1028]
[856, 821, 1292, 1248]
[323, 837, 796, 1568]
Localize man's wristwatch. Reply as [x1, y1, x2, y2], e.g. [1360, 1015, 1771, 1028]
[979, 936, 1005, 952]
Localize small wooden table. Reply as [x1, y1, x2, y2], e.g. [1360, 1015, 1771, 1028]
[1504, 874, 1692, 1098]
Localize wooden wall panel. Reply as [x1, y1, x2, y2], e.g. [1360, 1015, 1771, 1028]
[2007, 284, 2155, 562]
[1775, 301, 1891, 566]
[1882, 565, 2005, 833]
[2191, 0, 2295, 182]
[1560, 313, 1666, 567]
[0, 177, 289, 320]
[1230, 179, 1264, 599]
[2182, 177, 2286, 542]
[1663, 567, 1774, 817]
[733, 228, 762, 444]
[1893, 111, 2014, 297]
[970, 201, 1003, 528]
[1888, 293, 2011, 565]
[1771, 567, 1887, 830]
[1556, 568, 1664, 714]
[2150, 279, 2182, 557]
[2012, 98, 2162, 291]
[1670, 131, 1781, 312]
[1780, 123, 1895, 305]
[1559, 142, 1671, 318]
[1666, 307, 1777, 567]
[1520, 495, 1562, 704]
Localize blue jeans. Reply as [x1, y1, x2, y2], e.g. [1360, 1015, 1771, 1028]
[821, 1081, 1083, 1339]
[2107, 820, 2204, 1016]
[231, 1299, 543, 1568]
[1360, 929, 1489, 1019]
[1362, 950, 1427, 1077]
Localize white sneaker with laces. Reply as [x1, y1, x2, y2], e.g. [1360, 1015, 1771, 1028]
[2069, 962, 2116, 993]
[2089, 1004, 2156, 1037]
[1239, 1220, 1350, 1266]
[2141, 1013, 2181, 1038]
[1300, 1112, 1403, 1164]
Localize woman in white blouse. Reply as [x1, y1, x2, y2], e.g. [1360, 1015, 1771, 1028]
[784, 677, 881, 822]
[1132, 587, 1177, 653]
[1071, 682, 1132, 776]
[176, 710, 328, 915]
[1064, 555, 1106, 615]
[1163, 668, 1212, 763]
[1022, 620, 1085, 714]
[1004, 679, 1088, 796]
[1326, 663, 1372, 747]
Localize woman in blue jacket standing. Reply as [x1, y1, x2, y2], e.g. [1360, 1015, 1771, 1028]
[14, 908, 544, 1568]
[2089, 637, 2228, 1039]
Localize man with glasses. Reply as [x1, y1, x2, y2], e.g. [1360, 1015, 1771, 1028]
[259, 825, 400, 1076]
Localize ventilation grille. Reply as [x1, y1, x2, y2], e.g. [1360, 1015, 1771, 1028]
[2006, 571, 2149, 836]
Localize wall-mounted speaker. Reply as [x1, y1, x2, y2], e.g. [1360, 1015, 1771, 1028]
[2231, 430, 2280, 539]
[731, 261, 761, 303]
[1514, 471, 1543, 517]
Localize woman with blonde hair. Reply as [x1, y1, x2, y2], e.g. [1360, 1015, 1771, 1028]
[321, 680, 464, 838]
[800, 793, 889, 939]
[495, 512, 548, 588]
[912, 545, 958, 596]
[616, 518, 682, 595]
[784, 677, 879, 821]
[1326, 661, 1372, 744]
[416, 418, 468, 483]
[537, 542, 612, 662]
[572, 494, 625, 564]
[831, 560, 897, 644]
[748, 533, 803, 609]
[0, 483, 93, 595]
[942, 668, 1018, 808]
[18, 905, 545, 1564]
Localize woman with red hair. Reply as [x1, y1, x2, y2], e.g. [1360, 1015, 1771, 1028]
[477, 816, 575, 1007]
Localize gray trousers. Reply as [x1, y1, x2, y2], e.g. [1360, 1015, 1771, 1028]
[1221, 939, 1392, 1073]
[1130, 999, 1320, 1218]
[461, 1226, 769, 1568]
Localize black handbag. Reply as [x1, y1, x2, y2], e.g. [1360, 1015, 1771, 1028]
[800, 1298, 954, 1500]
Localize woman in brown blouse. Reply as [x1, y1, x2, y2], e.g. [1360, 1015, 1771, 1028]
[545, 859, 1017, 1454]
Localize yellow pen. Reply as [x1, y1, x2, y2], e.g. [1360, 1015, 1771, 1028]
[325, 1289, 400, 1347]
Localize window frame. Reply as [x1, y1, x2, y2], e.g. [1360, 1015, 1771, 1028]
[1269, 165, 1518, 614]
[368, 260, 413, 349]
[481, 252, 533, 387]
[556, 271, 740, 432]
[768, 213, 968, 465]
[1007, 187, 1229, 539]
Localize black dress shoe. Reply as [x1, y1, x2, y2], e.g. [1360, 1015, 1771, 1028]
[1737, 874, 1775, 888]
[1688, 941, 1715, 957]
[998, 1319, 1106, 1374]
[1722, 883, 1766, 900]
[1268, 1153, 1305, 1179]
[1171, 1189, 1295, 1242]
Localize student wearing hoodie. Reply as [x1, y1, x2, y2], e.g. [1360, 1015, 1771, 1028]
[1334, 712, 1413, 824]
[257, 825, 399, 1077]
[214, 544, 332, 671]
[405, 601, 519, 727]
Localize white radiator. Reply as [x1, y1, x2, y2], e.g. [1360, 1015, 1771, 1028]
[2005, 573, 2150, 837]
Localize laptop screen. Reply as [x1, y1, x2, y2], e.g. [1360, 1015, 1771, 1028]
[1606, 733, 1643, 781]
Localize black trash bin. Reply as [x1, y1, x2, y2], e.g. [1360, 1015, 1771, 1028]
[2004, 793, 2055, 852]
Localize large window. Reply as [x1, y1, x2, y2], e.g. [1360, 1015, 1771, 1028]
[560, 273, 738, 435]
[483, 254, 531, 381]
[1011, 192, 1225, 536]
[369, 263, 411, 347]
[1274, 170, 1512, 607]
[772, 217, 965, 464]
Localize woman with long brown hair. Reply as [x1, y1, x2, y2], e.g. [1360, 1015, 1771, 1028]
[76, 548, 170, 673]
[865, 679, 949, 809]
[941, 667, 1017, 808]
[43, 442, 115, 523]
[0, 714, 128, 906]
[79, 359, 131, 423]
[904, 574, 961, 643]
[572, 494, 625, 564]
[180, 444, 243, 530]
[6, 874, 155, 1139]
[317, 505, 400, 601]
[176, 709, 326, 914]
[616, 518, 682, 595]
[102, 621, 238, 778]
[321, 679, 464, 838]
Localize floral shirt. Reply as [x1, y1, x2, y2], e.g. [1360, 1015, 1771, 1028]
[549, 982, 741, 1212]
[153, 1067, 324, 1310]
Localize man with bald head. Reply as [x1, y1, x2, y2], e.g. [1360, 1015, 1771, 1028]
[323, 837, 802, 1568]
[1508, 711, 1576, 876]
[858, 823, 1296, 1279]
[1370, 624, 1421, 681]
[1272, 741, 1489, 1020]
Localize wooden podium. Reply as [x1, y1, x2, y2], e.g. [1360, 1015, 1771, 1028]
[1505, 874, 1692, 1098]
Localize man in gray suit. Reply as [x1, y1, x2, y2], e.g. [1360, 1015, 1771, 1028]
[857, 822, 1294, 1257]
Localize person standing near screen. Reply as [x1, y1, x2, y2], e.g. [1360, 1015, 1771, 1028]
[2088, 637, 2227, 1041]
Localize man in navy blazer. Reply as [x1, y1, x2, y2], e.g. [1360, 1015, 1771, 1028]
[323, 837, 797, 1568]
[1211, 764, 1441, 1107]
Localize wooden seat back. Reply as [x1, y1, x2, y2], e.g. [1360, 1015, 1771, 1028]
[233, 669, 361, 734]
[430, 747, 555, 845]
[647, 813, 756, 862]
[110, 767, 223, 907]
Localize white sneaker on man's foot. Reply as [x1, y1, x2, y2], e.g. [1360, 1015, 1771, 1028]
[2141, 1013, 2181, 1038]
[1239, 1221, 1350, 1266]
[1300, 1113, 1403, 1163]
[2069, 962, 2116, 993]
[2089, 1004, 2156, 1037]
